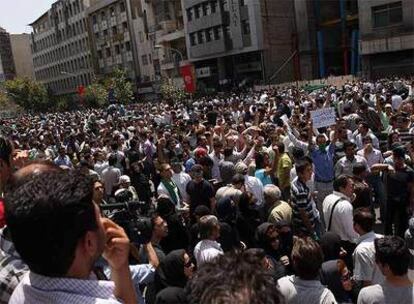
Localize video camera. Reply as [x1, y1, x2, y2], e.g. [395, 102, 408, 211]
[100, 201, 153, 245]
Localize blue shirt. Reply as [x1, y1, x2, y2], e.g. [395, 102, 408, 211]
[255, 169, 273, 186]
[310, 143, 335, 182]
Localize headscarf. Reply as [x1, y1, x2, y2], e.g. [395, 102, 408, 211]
[216, 197, 236, 224]
[320, 232, 341, 261]
[255, 222, 279, 257]
[156, 249, 187, 291]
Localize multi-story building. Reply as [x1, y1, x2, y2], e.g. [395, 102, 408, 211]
[10, 34, 35, 79]
[87, 0, 141, 84]
[358, 0, 414, 78]
[30, 0, 95, 95]
[0, 27, 16, 82]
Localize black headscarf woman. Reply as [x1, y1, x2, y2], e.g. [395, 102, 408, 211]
[254, 222, 286, 280]
[154, 249, 193, 304]
[216, 197, 241, 252]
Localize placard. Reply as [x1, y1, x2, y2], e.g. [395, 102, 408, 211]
[310, 107, 336, 128]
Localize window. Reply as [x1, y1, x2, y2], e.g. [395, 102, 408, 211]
[103, 29, 108, 36]
[205, 29, 212, 42]
[197, 31, 204, 44]
[149, 54, 152, 64]
[112, 26, 118, 35]
[92, 15, 97, 24]
[106, 47, 111, 57]
[372, 2, 402, 28]
[142, 55, 148, 65]
[101, 11, 106, 20]
[125, 41, 131, 51]
[122, 22, 128, 31]
[190, 33, 196, 46]
[213, 26, 221, 40]
[187, 8, 193, 21]
[222, 0, 229, 12]
[194, 5, 200, 18]
[110, 7, 115, 17]
[202, 3, 208, 16]
[120, 2, 126, 12]
[115, 45, 120, 54]
[242, 20, 250, 35]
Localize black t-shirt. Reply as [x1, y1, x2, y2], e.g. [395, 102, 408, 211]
[206, 111, 218, 126]
[387, 166, 414, 201]
[186, 179, 215, 212]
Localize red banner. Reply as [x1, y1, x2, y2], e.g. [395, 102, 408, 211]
[180, 64, 196, 93]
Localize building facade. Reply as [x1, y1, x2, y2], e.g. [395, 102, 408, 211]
[358, 0, 414, 78]
[30, 0, 95, 95]
[10, 34, 35, 79]
[87, 0, 141, 84]
[0, 27, 16, 82]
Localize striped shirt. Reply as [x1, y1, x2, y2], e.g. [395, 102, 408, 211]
[291, 177, 319, 234]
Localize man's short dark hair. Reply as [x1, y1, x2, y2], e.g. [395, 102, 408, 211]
[5, 171, 96, 277]
[0, 136, 13, 164]
[108, 153, 117, 166]
[291, 237, 323, 279]
[353, 208, 375, 232]
[343, 141, 355, 150]
[276, 142, 285, 154]
[232, 173, 245, 185]
[375, 236, 410, 276]
[186, 252, 281, 304]
[333, 175, 351, 191]
[295, 159, 311, 175]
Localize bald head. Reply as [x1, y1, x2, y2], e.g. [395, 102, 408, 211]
[10, 162, 62, 190]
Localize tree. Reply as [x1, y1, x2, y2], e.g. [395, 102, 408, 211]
[84, 83, 107, 108]
[3, 78, 49, 112]
[160, 82, 187, 104]
[109, 68, 133, 104]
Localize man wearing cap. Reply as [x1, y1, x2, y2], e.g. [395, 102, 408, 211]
[234, 161, 264, 206]
[115, 175, 138, 201]
[384, 146, 414, 237]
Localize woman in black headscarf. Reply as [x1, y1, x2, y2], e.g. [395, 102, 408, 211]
[154, 249, 194, 304]
[319, 232, 354, 303]
[216, 197, 242, 252]
[254, 222, 287, 280]
[157, 197, 189, 254]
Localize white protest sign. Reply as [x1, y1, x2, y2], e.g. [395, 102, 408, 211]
[310, 107, 336, 128]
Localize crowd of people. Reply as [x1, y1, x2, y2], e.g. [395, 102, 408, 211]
[0, 77, 414, 303]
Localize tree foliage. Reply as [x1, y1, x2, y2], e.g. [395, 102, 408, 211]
[3, 78, 49, 112]
[84, 83, 107, 108]
[160, 82, 187, 103]
[107, 68, 133, 104]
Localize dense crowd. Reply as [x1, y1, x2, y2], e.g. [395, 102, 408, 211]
[0, 77, 414, 304]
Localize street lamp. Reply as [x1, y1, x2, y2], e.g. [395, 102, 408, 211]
[154, 44, 184, 63]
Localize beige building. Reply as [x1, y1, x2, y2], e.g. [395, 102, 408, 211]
[30, 0, 95, 95]
[10, 34, 35, 79]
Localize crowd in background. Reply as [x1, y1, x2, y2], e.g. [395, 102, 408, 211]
[0, 77, 414, 304]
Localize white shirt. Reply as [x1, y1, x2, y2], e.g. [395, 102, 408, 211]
[277, 275, 337, 304]
[94, 161, 109, 177]
[335, 155, 369, 177]
[322, 191, 359, 242]
[244, 175, 264, 206]
[391, 94, 403, 110]
[172, 172, 191, 203]
[157, 180, 182, 207]
[353, 231, 384, 284]
[194, 239, 223, 267]
[101, 166, 121, 196]
[357, 148, 384, 169]
[353, 132, 379, 150]
[209, 152, 224, 181]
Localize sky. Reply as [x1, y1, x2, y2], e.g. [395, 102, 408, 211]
[0, 0, 56, 34]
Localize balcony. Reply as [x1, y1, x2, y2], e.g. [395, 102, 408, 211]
[125, 51, 133, 62]
[110, 17, 117, 27]
[115, 55, 122, 64]
[93, 24, 99, 33]
[124, 31, 130, 41]
[156, 29, 185, 44]
[120, 12, 127, 22]
[98, 59, 104, 68]
[101, 20, 108, 30]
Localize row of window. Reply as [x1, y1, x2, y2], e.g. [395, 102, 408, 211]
[33, 37, 89, 67]
[97, 42, 131, 59]
[91, 3, 126, 25]
[94, 22, 128, 39]
[188, 21, 250, 46]
[141, 54, 153, 66]
[32, 18, 88, 52]
[47, 72, 93, 92]
[186, 0, 219, 21]
[34, 54, 92, 81]
[372, 1, 402, 28]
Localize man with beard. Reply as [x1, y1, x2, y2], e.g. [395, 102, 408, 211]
[5, 170, 137, 303]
